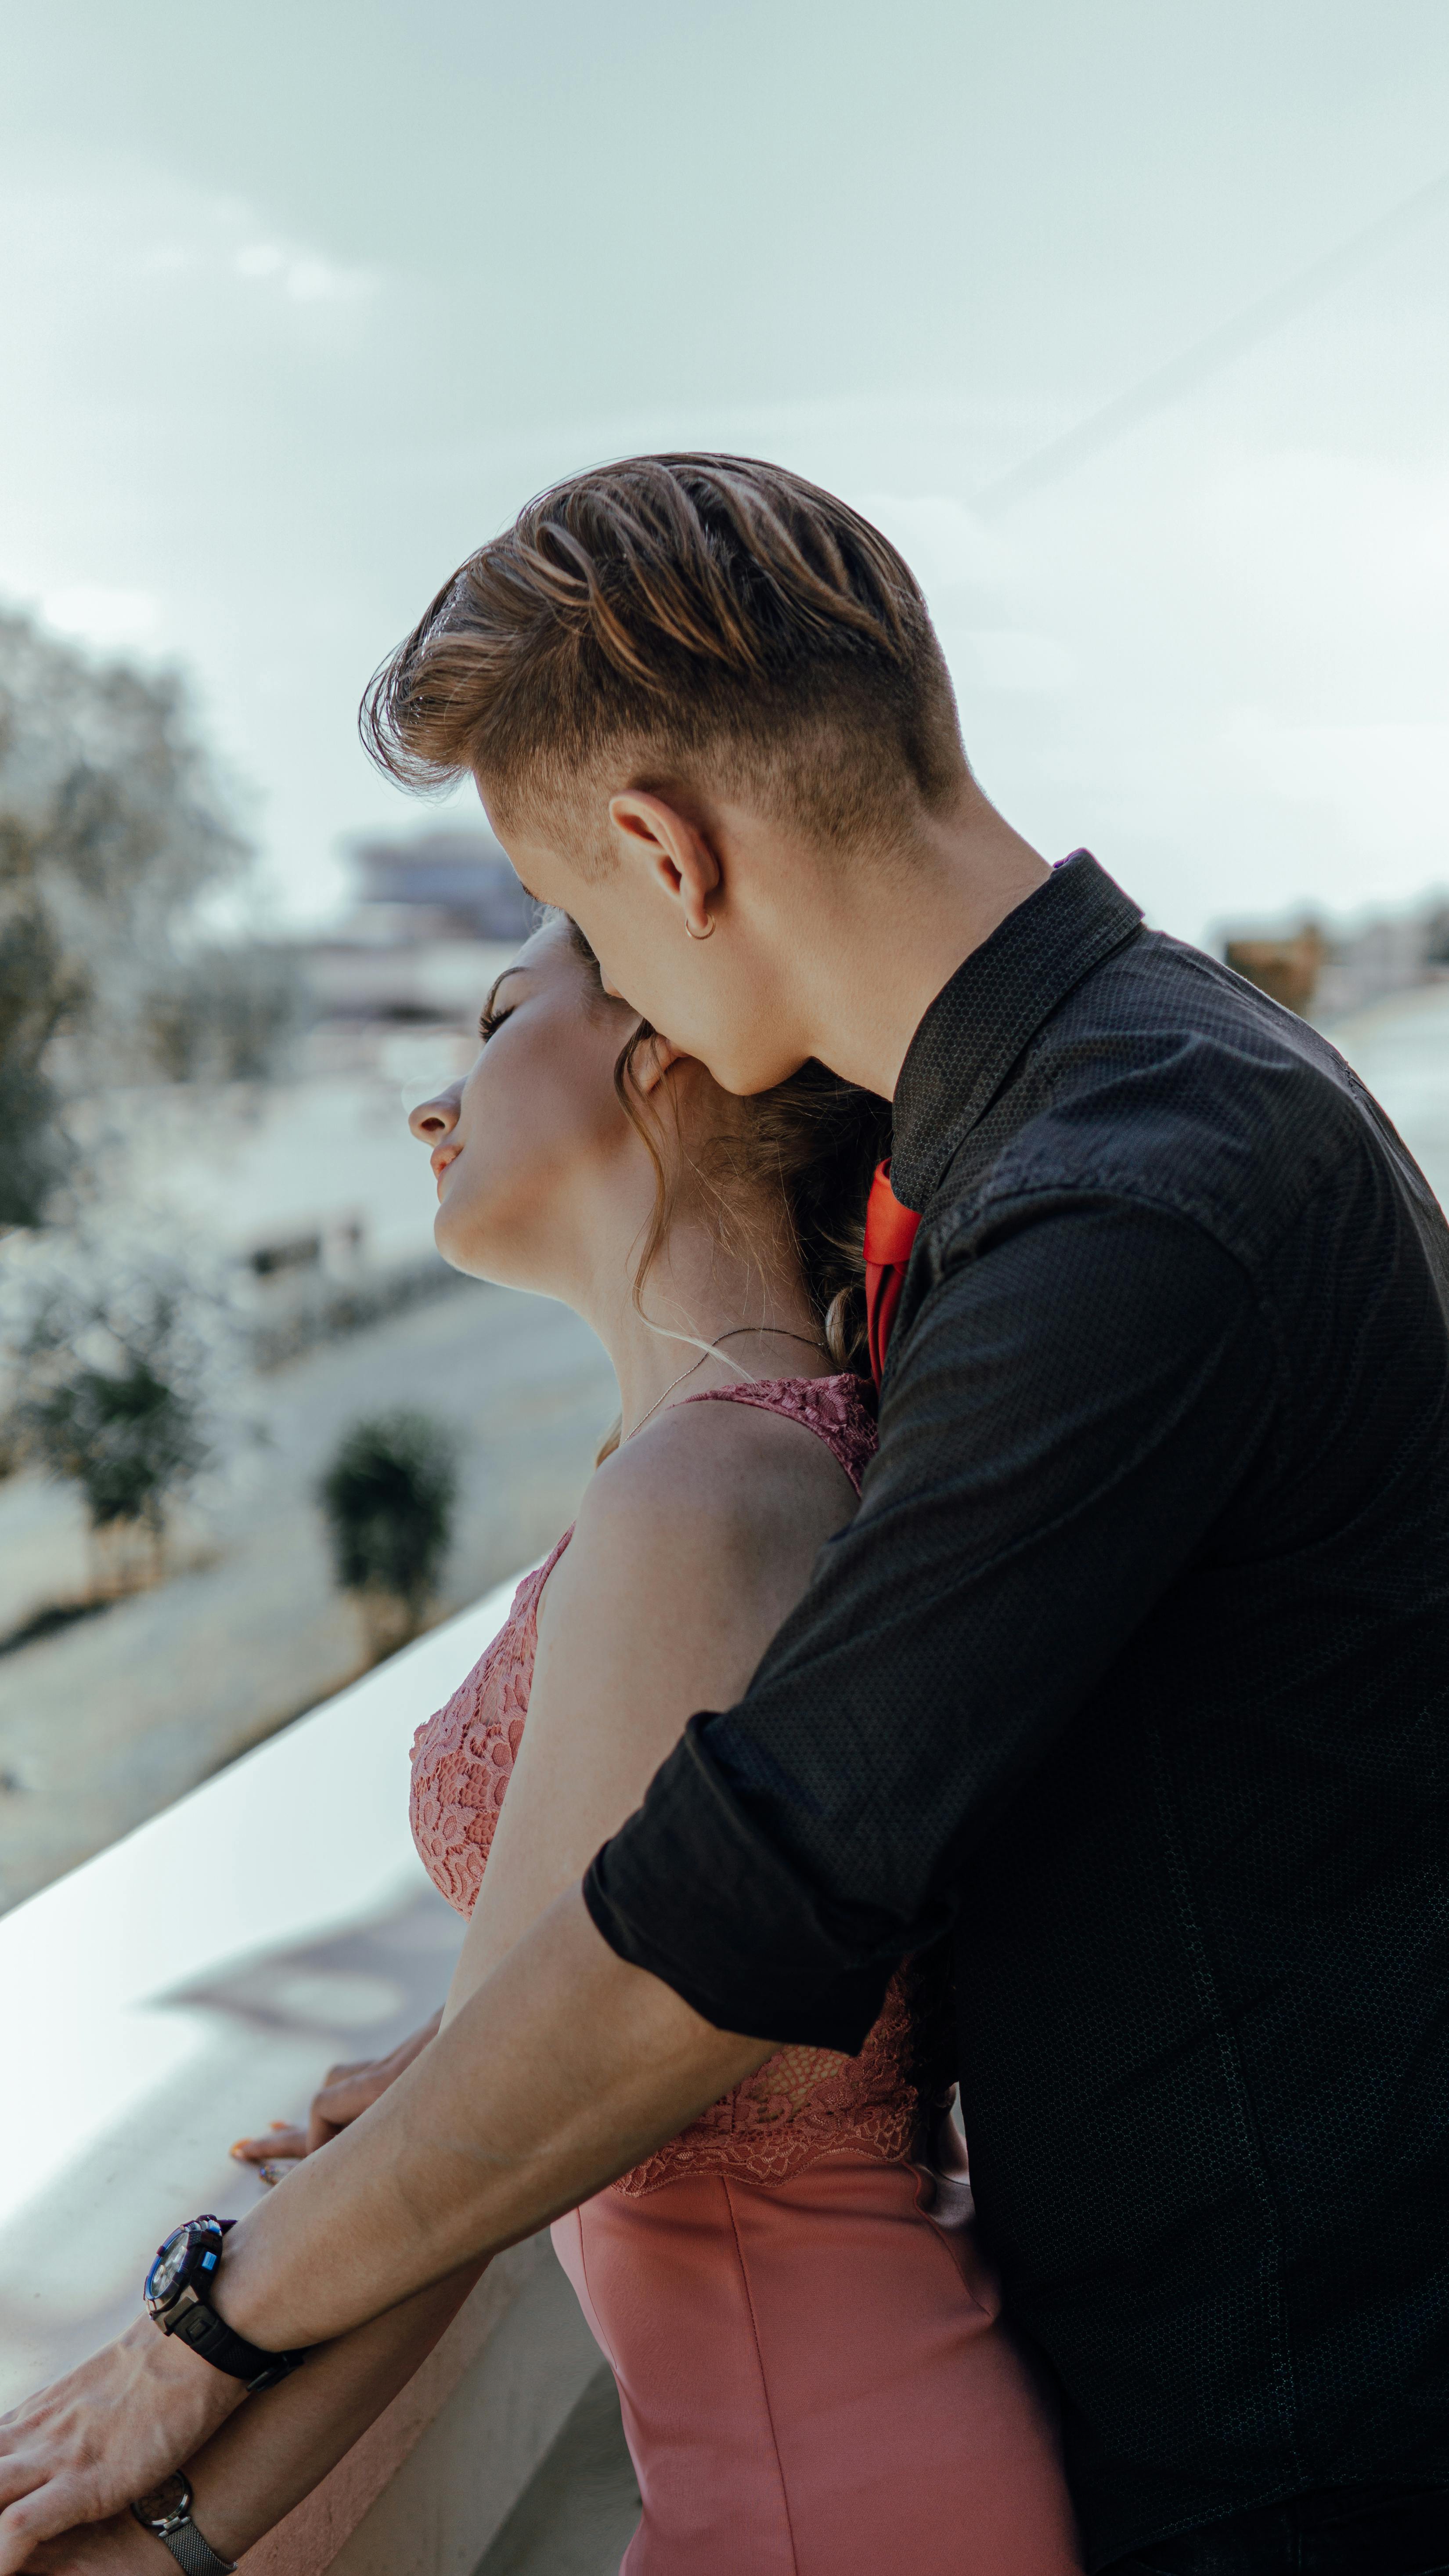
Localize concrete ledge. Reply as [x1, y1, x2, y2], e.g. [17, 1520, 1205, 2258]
[241, 2236, 611, 2576]
[312, 2244, 615, 2576]
[0, 1575, 638, 2572]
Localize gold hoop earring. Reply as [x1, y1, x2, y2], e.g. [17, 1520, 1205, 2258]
[684, 915, 715, 941]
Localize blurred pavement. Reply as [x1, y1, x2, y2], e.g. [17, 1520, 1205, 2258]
[0, 1282, 615, 1911]
[1322, 983, 1449, 1213]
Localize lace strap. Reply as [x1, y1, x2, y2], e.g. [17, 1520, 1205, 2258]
[684, 1373, 876, 1494]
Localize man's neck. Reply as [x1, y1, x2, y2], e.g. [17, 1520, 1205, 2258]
[780, 791, 1050, 1100]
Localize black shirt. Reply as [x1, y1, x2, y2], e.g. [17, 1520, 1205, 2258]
[585, 852, 1449, 2569]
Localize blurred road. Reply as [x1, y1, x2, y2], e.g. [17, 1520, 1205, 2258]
[1322, 983, 1449, 1214]
[0, 1282, 615, 1911]
[4, 982, 1444, 1916]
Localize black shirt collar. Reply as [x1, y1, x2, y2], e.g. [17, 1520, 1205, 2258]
[891, 851, 1144, 1210]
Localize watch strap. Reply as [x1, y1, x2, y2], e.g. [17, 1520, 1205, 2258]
[130, 2482, 236, 2575]
[167, 2293, 303, 2392]
[138, 2511, 236, 2575]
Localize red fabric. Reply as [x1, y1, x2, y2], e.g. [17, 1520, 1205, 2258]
[553, 2146, 1082, 2576]
[864, 1160, 922, 1387]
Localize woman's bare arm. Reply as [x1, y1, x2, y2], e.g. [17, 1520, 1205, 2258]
[0, 1407, 851, 2569]
[11, 2270, 483, 2574]
[178, 2261, 484, 2563]
[443, 1398, 855, 2024]
[0, 1901, 764, 2570]
[179, 1404, 851, 2546]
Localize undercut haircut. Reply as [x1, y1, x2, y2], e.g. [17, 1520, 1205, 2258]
[360, 454, 968, 863]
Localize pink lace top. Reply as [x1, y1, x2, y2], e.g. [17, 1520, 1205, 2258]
[409, 1373, 952, 2195]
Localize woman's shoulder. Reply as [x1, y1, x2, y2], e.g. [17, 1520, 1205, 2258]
[687, 1372, 876, 1493]
[600, 1371, 866, 1521]
[541, 1375, 864, 1642]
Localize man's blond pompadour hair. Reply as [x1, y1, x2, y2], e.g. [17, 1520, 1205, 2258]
[361, 453, 968, 860]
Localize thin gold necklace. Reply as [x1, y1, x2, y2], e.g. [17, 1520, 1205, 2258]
[625, 1326, 826, 1443]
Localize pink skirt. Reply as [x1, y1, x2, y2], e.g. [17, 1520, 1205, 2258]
[551, 2150, 1082, 2576]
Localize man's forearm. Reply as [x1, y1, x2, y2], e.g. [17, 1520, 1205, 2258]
[0, 1890, 765, 2572]
[215, 1886, 768, 2351]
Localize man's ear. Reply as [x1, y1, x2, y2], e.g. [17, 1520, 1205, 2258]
[608, 791, 721, 940]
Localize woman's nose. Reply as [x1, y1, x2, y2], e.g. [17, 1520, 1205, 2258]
[408, 1080, 463, 1144]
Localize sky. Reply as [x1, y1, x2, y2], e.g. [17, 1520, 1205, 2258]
[1, 0, 1446, 947]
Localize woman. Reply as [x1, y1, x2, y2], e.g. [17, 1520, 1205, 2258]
[211, 908, 1080, 2574]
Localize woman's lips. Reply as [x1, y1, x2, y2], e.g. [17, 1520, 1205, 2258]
[431, 1144, 461, 1196]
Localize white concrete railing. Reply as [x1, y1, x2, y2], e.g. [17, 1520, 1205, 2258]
[0, 1577, 625, 2574]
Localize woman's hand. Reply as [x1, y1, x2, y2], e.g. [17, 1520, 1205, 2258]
[231, 2010, 443, 2168]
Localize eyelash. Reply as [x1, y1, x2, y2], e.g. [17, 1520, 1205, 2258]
[478, 1004, 514, 1044]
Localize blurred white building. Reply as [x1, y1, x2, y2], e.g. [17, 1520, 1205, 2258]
[102, 831, 533, 1360]
[302, 827, 533, 1030]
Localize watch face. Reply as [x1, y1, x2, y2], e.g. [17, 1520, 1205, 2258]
[133, 2473, 189, 2529]
[146, 2224, 195, 2310]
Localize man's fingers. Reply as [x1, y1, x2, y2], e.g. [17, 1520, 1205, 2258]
[0, 2320, 244, 2570]
[0, 2445, 42, 2511]
[0, 2475, 89, 2576]
[21, 2510, 156, 2570]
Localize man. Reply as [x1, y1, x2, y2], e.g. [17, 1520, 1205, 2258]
[6, 455, 1449, 2575]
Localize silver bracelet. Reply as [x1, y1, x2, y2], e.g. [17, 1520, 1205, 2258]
[131, 2473, 237, 2575]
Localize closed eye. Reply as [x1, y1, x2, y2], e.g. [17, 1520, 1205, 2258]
[478, 965, 527, 1042]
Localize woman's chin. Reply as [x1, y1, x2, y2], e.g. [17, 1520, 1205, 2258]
[434, 1204, 530, 1294]
[434, 1204, 485, 1277]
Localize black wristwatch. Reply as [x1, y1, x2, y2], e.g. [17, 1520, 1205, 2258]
[144, 2215, 305, 2394]
[131, 2472, 235, 2573]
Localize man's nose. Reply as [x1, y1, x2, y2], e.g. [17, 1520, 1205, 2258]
[408, 1079, 463, 1143]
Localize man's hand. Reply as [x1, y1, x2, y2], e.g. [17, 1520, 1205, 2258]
[0, 2320, 243, 2576]
[0, 1890, 765, 2576]
[230, 2011, 443, 2168]
[20, 2508, 161, 2571]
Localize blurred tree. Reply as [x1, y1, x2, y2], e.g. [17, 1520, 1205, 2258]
[144, 942, 306, 1084]
[0, 608, 299, 1228]
[0, 890, 80, 1229]
[319, 1410, 460, 1661]
[7, 1255, 220, 1595]
[28, 1355, 206, 1589]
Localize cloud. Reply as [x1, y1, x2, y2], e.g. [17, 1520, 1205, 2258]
[959, 630, 1078, 694]
[231, 239, 374, 304]
[851, 493, 1074, 695]
[39, 586, 161, 649]
[1, 165, 378, 309]
[854, 493, 1008, 601]
[1226, 713, 1449, 883]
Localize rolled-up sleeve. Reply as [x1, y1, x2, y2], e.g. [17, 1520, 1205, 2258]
[584, 1194, 1275, 2052]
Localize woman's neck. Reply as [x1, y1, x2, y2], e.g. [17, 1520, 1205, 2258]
[583, 1218, 832, 1446]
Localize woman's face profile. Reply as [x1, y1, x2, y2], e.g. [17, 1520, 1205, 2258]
[407, 915, 644, 1293]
